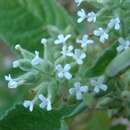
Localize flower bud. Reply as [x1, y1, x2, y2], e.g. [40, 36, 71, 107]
[13, 59, 32, 71]
[41, 38, 47, 45]
[15, 44, 34, 59]
[13, 61, 20, 68]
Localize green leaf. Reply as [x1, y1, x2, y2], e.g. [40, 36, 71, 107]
[106, 48, 130, 77]
[110, 125, 127, 130]
[86, 111, 111, 130]
[64, 94, 93, 118]
[85, 43, 117, 77]
[0, 105, 75, 130]
[0, 0, 75, 51]
[65, 102, 87, 118]
[0, 86, 27, 120]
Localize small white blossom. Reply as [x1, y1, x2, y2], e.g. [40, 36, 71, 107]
[117, 38, 130, 53]
[12, 61, 20, 68]
[73, 49, 86, 65]
[87, 12, 96, 23]
[5, 74, 18, 88]
[31, 51, 42, 66]
[77, 9, 87, 23]
[90, 76, 107, 93]
[15, 44, 21, 50]
[39, 94, 52, 111]
[69, 82, 88, 100]
[23, 100, 35, 112]
[108, 17, 120, 30]
[56, 64, 72, 80]
[74, 0, 83, 6]
[94, 28, 109, 43]
[54, 34, 71, 44]
[41, 38, 47, 45]
[76, 34, 94, 48]
[61, 45, 74, 57]
[77, 9, 96, 23]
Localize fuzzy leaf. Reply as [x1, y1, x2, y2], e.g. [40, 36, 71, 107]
[106, 48, 130, 77]
[85, 43, 117, 77]
[0, 87, 27, 120]
[0, 0, 75, 51]
[0, 105, 75, 130]
[86, 111, 111, 130]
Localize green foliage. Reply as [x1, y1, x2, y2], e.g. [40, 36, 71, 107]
[106, 48, 130, 77]
[86, 111, 111, 130]
[86, 43, 117, 77]
[0, 105, 75, 130]
[0, 86, 28, 120]
[0, 0, 75, 51]
[110, 125, 127, 130]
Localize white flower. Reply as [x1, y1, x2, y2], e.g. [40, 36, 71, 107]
[69, 82, 88, 100]
[77, 9, 87, 23]
[56, 64, 72, 80]
[31, 51, 42, 66]
[15, 44, 21, 50]
[5, 74, 18, 88]
[77, 9, 96, 23]
[94, 28, 109, 43]
[87, 12, 96, 23]
[12, 61, 20, 68]
[117, 38, 130, 53]
[73, 49, 86, 65]
[76, 35, 94, 48]
[54, 34, 71, 44]
[108, 17, 120, 30]
[39, 94, 52, 111]
[23, 100, 35, 112]
[61, 45, 74, 57]
[41, 38, 47, 45]
[90, 76, 107, 93]
[74, 0, 83, 6]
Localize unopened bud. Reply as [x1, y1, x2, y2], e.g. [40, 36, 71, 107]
[15, 44, 21, 50]
[13, 61, 20, 68]
[15, 45, 34, 59]
[41, 38, 47, 45]
[13, 59, 32, 71]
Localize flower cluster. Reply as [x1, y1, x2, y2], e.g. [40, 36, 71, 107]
[77, 9, 96, 23]
[75, 0, 121, 45]
[93, 17, 121, 43]
[6, 0, 128, 112]
[5, 36, 107, 112]
[23, 94, 52, 112]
